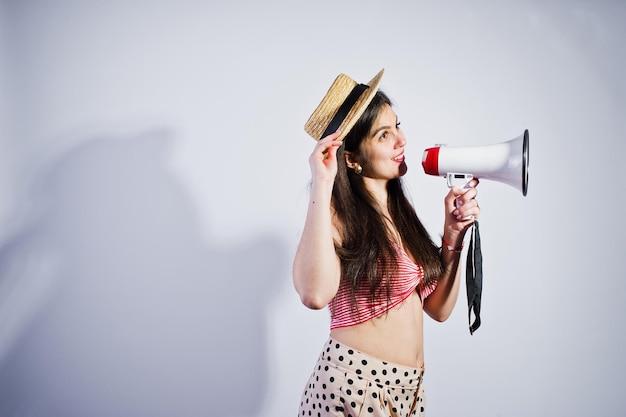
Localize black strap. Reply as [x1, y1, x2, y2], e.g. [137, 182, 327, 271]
[321, 83, 369, 138]
[466, 221, 482, 335]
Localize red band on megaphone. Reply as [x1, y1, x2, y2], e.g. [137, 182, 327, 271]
[422, 146, 440, 176]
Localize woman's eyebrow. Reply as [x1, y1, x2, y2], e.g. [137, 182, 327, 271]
[370, 125, 391, 137]
[369, 116, 398, 137]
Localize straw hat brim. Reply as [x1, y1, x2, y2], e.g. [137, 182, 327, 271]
[304, 69, 385, 141]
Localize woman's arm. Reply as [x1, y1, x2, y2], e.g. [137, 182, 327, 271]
[293, 132, 344, 310]
[423, 180, 480, 321]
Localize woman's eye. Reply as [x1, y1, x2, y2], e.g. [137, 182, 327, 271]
[396, 121, 401, 129]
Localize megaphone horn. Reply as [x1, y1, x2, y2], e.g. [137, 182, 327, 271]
[422, 129, 529, 196]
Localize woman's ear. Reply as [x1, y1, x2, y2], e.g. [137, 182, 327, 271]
[344, 151, 364, 175]
[343, 151, 358, 170]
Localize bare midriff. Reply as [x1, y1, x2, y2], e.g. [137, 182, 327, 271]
[329, 290, 425, 369]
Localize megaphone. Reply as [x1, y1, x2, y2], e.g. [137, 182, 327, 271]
[422, 129, 529, 196]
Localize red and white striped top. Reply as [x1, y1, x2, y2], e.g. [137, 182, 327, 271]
[329, 243, 438, 329]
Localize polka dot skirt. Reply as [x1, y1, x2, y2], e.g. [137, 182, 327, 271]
[298, 338, 425, 417]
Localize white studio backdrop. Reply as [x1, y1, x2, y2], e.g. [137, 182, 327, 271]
[0, 1, 624, 416]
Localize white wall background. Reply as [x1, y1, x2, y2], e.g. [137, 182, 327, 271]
[0, 1, 624, 416]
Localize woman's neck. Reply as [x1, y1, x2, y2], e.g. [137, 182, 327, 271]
[362, 177, 402, 245]
[362, 177, 389, 210]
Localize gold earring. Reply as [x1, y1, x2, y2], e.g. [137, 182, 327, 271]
[354, 164, 363, 175]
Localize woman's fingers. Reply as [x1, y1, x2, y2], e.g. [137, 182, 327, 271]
[446, 181, 480, 222]
[453, 190, 480, 221]
[308, 130, 344, 183]
[316, 130, 343, 159]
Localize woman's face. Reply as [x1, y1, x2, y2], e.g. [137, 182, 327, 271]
[359, 103, 408, 179]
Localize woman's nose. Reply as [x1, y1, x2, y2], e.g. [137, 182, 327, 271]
[396, 131, 406, 147]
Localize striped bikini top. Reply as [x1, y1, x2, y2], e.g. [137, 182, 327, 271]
[329, 243, 438, 329]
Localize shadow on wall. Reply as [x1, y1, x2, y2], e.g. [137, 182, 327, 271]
[0, 130, 285, 417]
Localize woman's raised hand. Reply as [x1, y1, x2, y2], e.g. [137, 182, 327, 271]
[308, 130, 343, 185]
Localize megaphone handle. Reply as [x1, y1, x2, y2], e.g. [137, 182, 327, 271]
[446, 173, 474, 189]
[449, 173, 475, 221]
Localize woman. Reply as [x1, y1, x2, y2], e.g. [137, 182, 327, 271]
[293, 69, 480, 416]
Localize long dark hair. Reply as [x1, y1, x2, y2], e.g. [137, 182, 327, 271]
[331, 90, 443, 312]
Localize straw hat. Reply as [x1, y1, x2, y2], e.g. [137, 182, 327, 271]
[304, 69, 385, 141]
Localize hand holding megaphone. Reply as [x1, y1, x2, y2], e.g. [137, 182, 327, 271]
[422, 129, 529, 196]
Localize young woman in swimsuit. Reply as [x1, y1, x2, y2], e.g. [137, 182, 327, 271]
[293, 69, 480, 416]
